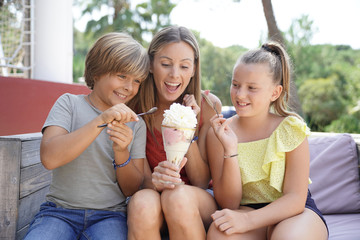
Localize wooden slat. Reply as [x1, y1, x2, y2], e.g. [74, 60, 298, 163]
[20, 163, 52, 198]
[21, 139, 41, 168]
[17, 186, 49, 231]
[0, 139, 21, 239]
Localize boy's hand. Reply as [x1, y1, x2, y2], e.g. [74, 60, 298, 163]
[107, 121, 133, 152]
[101, 103, 138, 125]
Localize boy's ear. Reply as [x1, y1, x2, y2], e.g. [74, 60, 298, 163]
[271, 85, 283, 101]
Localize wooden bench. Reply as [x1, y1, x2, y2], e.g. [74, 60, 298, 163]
[0, 133, 51, 239]
[1, 132, 359, 239]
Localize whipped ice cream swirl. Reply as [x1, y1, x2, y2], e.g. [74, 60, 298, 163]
[162, 103, 197, 129]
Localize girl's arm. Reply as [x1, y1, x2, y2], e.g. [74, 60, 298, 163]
[184, 93, 222, 188]
[206, 119, 242, 209]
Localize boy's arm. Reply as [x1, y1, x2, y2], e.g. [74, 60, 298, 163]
[141, 159, 155, 189]
[40, 115, 104, 170]
[108, 120, 146, 196]
[115, 154, 144, 196]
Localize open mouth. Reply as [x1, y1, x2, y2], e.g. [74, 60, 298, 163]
[165, 82, 181, 92]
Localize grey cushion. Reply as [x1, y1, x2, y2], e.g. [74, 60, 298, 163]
[324, 214, 360, 240]
[308, 134, 360, 214]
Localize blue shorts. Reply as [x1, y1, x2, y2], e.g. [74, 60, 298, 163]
[24, 201, 128, 240]
[242, 190, 328, 232]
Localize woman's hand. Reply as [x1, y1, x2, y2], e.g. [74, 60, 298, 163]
[210, 115, 237, 155]
[107, 121, 133, 152]
[183, 94, 200, 116]
[151, 157, 187, 191]
[101, 103, 138, 125]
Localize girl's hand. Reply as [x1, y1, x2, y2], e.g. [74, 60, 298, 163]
[107, 121, 133, 152]
[211, 209, 250, 235]
[183, 94, 200, 116]
[151, 157, 187, 191]
[101, 103, 138, 125]
[210, 115, 238, 154]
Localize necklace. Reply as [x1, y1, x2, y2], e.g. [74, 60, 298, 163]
[87, 94, 97, 109]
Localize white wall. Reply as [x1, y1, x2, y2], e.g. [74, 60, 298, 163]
[33, 0, 73, 83]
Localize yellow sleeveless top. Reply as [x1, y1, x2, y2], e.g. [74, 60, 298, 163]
[238, 116, 310, 205]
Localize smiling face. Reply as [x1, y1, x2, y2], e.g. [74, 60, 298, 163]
[230, 63, 282, 118]
[92, 72, 141, 111]
[151, 41, 195, 104]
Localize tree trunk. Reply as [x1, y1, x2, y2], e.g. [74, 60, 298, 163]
[261, 0, 284, 44]
[261, 0, 303, 116]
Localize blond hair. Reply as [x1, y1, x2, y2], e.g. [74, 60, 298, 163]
[84, 32, 149, 90]
[235, 41, 300, 118]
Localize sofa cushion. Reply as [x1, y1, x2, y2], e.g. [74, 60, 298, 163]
[324, 214, 360, 240]
[308, 134, 360, 214]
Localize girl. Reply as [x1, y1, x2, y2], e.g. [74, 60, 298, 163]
[206, 42, 328, 239]
[25, 32, 149, 240]
[127, 26, 221, 240]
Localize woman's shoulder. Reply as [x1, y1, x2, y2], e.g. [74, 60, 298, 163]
[202, 91, 221, 104]
[201, 91, 222, 115]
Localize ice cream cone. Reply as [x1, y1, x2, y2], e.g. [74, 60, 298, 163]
[161, 125, 196, 167]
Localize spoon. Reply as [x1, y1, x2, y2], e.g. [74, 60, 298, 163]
[97, 107, 158, 128]
[213, 102, 220, 117]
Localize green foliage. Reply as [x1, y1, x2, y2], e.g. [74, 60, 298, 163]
[72, 0, 173, 81]
[285, 15, 360, 133]
[198, 36, 247, 106]
[72, 5, 360, 133]
[135, 0, 175, 37]
[299, 77, 346, 131]
[325, 109, 360, 134]
[72, 28, 96, 83]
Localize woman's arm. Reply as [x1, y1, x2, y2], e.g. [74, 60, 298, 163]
[185, 93, 222, 188]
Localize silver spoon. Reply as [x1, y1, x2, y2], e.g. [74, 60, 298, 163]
[97, 107, 158, 128]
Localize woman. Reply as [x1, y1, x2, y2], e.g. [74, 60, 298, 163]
[127, 26, 221, 240]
